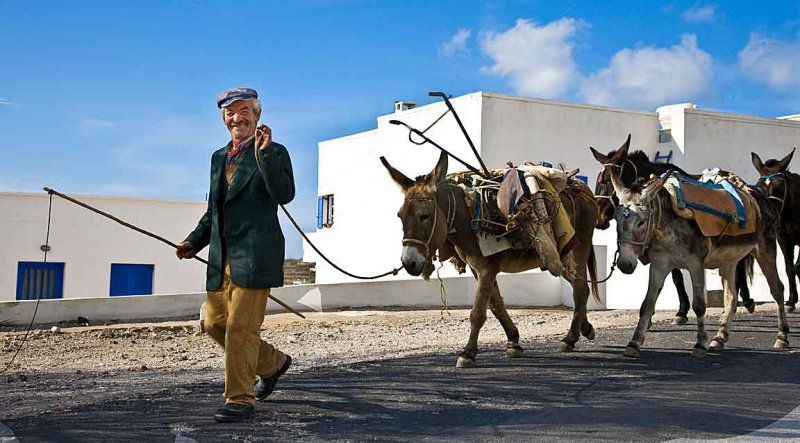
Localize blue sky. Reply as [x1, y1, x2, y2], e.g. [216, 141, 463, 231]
[2, 1, 799, 257]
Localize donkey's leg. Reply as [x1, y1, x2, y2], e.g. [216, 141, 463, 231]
[487, 282, 524, 358]
[710, 263, 737, 351]
[781, 242, 797, 312]
[755, 246, 790, 349]
[624, 263, 670, 358]
[688, 265, 709, 358]
[559, 275, 591, 352]
[736, 258, 756, 314]
[457, 270, 497, 368]
[671, 269, 691, 325]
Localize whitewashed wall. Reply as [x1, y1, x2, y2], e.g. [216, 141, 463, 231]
[678, 109, 800, 182]
[0, 192, 207, 301]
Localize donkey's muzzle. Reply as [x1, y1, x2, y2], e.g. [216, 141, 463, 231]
[402, 246, 426, 276]
[617, 257, 638, 274]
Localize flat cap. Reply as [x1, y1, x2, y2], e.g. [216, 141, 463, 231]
[217, 87, 258, 108]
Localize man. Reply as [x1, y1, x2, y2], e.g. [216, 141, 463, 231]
[176, 87, 295, 423]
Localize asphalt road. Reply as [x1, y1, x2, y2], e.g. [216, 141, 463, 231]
[5, 310, 800, 442]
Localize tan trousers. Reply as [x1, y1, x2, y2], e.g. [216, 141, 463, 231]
[204, 262, 287, 405]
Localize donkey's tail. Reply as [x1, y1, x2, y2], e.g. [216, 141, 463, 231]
[588, 246, 601, 303]
[741, 254, 755, 285]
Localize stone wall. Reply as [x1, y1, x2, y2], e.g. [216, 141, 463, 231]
[283, 260, 315, 285]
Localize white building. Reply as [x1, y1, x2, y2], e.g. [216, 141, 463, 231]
[0, 192, 207, 302]
[304, 92, 800, 310]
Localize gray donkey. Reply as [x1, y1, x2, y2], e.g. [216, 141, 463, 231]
[607, 169, 789, 358]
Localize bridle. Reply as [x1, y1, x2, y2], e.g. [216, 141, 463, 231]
[595, 159, 640, 211]
[402, 189, 457, 260]
[760, 172, 788, 214]
[616, 191, 664, 251]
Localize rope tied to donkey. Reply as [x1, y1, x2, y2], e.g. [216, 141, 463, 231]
[251, 148, 404, 281]
[279, 205, 403, 280]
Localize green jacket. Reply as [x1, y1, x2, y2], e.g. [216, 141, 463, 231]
[186, 140, 295, 290]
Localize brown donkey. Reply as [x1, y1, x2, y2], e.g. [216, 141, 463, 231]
[381, 151, 600, 368]
[753, 148, 800, 312]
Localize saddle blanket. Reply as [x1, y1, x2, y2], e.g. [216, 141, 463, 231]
[664, 169, 759, 237]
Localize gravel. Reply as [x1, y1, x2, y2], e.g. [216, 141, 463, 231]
[0, 304, 751, 419]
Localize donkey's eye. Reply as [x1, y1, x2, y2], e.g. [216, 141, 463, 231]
[420, 213, 431, 221]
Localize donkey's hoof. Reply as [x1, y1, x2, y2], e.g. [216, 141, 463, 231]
[581, 325, 596, 341]
[672, 316, 688, 326]
[506, 346, 524, 358]
[774, 338, 790, 350]
[709, 339, 725, 351]
[692, 346, 707, 358]
[623, 345, 640, 358]
[744, 301, 756, 314]
[557, 341, 575, 353]
[787, 304, 797, 313]
[456, 356, 476, 368]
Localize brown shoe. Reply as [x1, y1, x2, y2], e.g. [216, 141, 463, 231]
[254, 355, 292, 401]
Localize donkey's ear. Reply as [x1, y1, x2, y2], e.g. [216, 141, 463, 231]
[609, 167, 627, 197]
[777, 148, 796, 171]
[751, 152, 767, 174]
[590, 146, 609, 165]
[610, 134, 631, 163]
[432, 151, 449, 185]
[380, 156, 413, 190]
[642, 174, 669, 203]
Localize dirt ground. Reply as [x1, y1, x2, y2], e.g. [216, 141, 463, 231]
[0, 304, 766, 421]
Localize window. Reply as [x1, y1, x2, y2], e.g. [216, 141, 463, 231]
[110, 263, 154, 296]
[658, 129, 672, 144]
[16, 262, 65, 300]
[317, 194, 334, 228]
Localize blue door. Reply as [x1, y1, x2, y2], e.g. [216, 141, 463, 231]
[16, 262, 65, 300]
[110, 264, 154, 296]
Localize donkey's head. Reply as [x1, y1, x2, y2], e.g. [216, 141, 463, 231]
[752, 148, 795, 213]
[590, 134, 633, 229]
[609, 169, 670, 274]
[380, 151, 449, 276]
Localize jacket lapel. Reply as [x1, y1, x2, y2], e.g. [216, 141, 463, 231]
[211, 147, 226, 204]
[225, 140, 258, 204]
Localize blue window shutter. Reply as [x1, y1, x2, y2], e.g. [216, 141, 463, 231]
[16, 262, 64, 300]
[317, 196, 323, 229]
[110, 264, 154, 296]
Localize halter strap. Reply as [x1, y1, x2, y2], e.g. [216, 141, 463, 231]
[401, 190, 457, 259]
[617, 195, 663, 250]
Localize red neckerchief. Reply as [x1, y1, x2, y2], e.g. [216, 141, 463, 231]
[226, 135, 255, 168]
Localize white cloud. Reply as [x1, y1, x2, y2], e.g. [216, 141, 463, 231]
[0, 98, 15, 106]
[440, 28, 471, 56]
[579, 34, 713, 109]
[480, 18, 586, 98]
[738, 33, 800, 92]
[77, 116, 117, 134]
[682, 6, 717, 23]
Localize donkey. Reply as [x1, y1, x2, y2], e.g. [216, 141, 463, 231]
[590, 135, 756, 325]
[753, 148, 800, 312]
[381, 151, 600, 368]
[607, 169, 789, 358]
